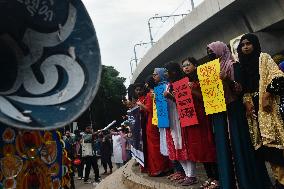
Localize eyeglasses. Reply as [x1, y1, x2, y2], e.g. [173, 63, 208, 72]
[182, 63, 191, 67]
[152, 73, 158, 76]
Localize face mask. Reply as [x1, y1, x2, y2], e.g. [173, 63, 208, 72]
[207, 53, 217, 61]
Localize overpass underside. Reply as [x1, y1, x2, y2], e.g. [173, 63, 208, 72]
[131, 0, 284, 84]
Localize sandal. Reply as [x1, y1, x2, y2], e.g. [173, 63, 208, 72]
[177, 177, 186, 184]
[167, 172, 179, 179]
[206, 180, 220, 189]
[200, 179, 213, 188]
[181, 177, 198, 186]
[170, 173, 185, 182]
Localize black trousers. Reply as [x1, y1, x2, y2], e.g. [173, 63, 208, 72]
[70, 174, 75, 189]
[84, 156, 99, 181]
[256, 146, 284, 166]
[102, 156, 113, 171]
[76, 157, 84, 178]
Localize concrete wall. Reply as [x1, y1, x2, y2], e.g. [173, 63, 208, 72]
[131, 0, 284, 83]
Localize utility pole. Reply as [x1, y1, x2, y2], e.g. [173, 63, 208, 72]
[147, 14, 187, 46]
[133, 42, 152, 66]
[147, 20, 155, 46]
[190, 0, 195, 9]
[129, 58, 135, 75]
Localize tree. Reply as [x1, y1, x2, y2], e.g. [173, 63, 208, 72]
[76, 65, 127, 130]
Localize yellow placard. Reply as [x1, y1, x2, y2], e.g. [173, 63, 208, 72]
[197, 59, 226, 115]
[152, 97, 158, 126]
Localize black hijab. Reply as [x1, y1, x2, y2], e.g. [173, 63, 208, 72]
[237, 33, 261, 93]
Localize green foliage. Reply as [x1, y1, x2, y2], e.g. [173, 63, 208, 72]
[76, 65, 127, 130]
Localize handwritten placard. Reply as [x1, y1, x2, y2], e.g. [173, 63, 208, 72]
[154, 84, 169, 128]
[152, 97, 158, 126]
[172, 77, 199, 127]
[197, 59, 226, 115]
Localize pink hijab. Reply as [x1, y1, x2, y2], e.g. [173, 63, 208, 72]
[207, 41, 237, 104]
[207, 41, 235, 81]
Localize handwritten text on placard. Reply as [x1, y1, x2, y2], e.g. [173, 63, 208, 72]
[197, 59, 226, 115]
[172, 77, 198, 127]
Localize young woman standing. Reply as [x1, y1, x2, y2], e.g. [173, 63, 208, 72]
[237, 33, 284, 188]
[164, 62, 217, 186]
[137, 76, 171, 176]
[181, 58, 219, 189]
[206, 41, 271, 189]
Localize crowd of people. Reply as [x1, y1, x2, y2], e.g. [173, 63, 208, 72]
[62, 33, 284, 189]
[63, 123, 132, 187]
[123, 33, 284, 189]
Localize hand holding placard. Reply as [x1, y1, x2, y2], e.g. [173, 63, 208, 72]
[154, 84, 169, 128]
[197, 59, 226, 115]
[172, 77, 199, 127]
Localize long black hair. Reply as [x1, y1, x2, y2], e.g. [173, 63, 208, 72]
[145, 75, 156, 91]
[164, 61, 184, 82]
[127, 84, 135, 100]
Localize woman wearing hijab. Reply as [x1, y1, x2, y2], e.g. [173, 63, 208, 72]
[237, 33, 284, 188]
[152, 68, 169, 157]
[206, 41, 271, 189]
[181, 57, 219, 188]
[137, 76, 171, 176]
[152, 68, 187, 182]
[164, 61, 217, 187]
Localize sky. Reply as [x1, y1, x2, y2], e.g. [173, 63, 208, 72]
[82, 0, 204, 87]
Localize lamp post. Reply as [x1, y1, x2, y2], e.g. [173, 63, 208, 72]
[190, 0, 195, 9]
[129, 58, 135, 75]
[133, 42, 152, 66]
[147, 21, 155, 47]
[147, 14, 187, 46]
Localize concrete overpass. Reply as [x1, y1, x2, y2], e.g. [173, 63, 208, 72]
[131, 0, 284, 84]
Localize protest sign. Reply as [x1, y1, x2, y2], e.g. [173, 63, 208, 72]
[127, 106, 144, 166]
[197, 59, 226, 115]
[154, 84, 169, 128]
[152, 98, 158, 126]
[172, 77, 198, 127]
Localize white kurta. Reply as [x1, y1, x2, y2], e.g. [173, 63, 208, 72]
[112, 135, 123, 164]
[159, 128, 168, 156]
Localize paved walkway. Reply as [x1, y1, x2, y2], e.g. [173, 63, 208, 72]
[76, 159, 275, 189]
[95, 166, 126, 189]
[74, 159, 120, 189]
[75, 168, 125, 189]
[76, 159, 207, 189]
[123, 160, 206, 189]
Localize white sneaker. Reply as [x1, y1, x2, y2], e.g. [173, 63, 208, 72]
[93, 182, 99, 187]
